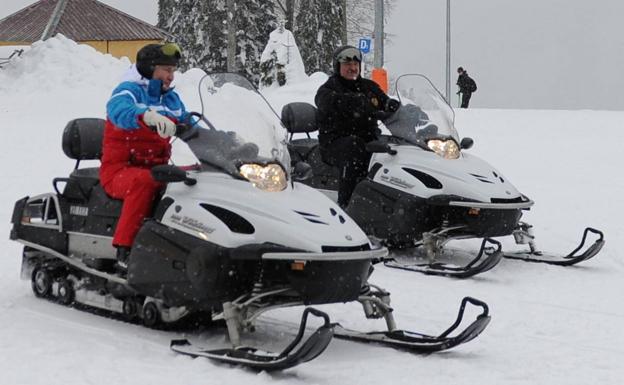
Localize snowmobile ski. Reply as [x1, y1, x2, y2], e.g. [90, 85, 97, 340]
[384, 238, 503, 278]
[333, 296, 490, 353]
[504, 226, 604, 266]
[170, 307, 335, 371]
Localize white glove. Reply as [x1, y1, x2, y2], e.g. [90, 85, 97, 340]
[143, 110, 176, 138]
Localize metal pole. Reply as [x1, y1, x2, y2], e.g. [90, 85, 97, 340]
[374, 0, 384, 68]
[445, 0, 451, 102]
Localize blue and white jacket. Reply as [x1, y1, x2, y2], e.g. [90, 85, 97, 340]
[106, 65, 189, 129]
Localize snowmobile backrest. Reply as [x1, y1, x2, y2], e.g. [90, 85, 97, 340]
[281, 102, 318, 137]
[62, 118, 105, 161]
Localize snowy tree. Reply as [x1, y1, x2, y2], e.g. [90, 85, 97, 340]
[158, 0, 228, 71]
[294, 0, 344, 74]
[234, 0, 279, 82]
[259, 22, 306, 89]
[158, 0, 277, 83]
[346, 0, 395, 46]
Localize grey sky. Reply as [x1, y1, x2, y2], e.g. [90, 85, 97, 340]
[2, 0, 623, 110]
[385, 0, 624, 110]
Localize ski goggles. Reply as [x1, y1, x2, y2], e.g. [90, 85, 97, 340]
[160, 43, 182, 59]
[336, 47, 362, 63]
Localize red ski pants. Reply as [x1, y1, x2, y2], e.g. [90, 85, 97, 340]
[103, 167, 163, 248]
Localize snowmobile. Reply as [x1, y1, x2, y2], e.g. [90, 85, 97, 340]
[9, 73, 491, 370]
[283, 74, 604, 278]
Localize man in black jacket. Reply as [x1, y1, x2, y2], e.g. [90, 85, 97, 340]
[315, 45, 400, 208]
[456, 67, 477, 108]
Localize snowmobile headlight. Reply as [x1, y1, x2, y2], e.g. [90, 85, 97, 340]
[239, 163, 287, 192]
[427, 139, 460, 159]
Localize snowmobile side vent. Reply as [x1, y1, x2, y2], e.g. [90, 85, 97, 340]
[294, 211, 328, 225]
[304, 218, 329, 225]
[200, 203, 255, 234]
[402, 168, 443, 189]
[470, 173, 494, 184]
[294, 210, 319, 217]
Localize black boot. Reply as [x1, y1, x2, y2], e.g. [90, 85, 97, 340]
[115, 246, 131, 277]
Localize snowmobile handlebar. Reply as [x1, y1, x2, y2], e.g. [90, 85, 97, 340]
[366, 140, 397, 155]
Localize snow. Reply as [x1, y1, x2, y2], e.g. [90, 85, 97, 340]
[259, 25, 307, 89]
[0, 35, 622, 384]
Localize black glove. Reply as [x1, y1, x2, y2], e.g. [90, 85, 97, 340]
[386, 98, 401, 112]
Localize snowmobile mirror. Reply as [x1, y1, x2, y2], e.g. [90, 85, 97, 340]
[292, 161, 313, 181]
[151, 165, 190, 184]
[460, 137, 474, 150]
[366, 140, 397, 155]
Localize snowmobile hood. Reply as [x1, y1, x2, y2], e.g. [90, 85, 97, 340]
[161, 172, 372, 253]
[371, 145, 528, 205]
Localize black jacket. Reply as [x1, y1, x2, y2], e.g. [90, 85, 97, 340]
[315, 75, 390, 147]
[457, 72, 477, 94]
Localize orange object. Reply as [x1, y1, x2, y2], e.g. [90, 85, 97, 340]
[371, 67, 388, 93]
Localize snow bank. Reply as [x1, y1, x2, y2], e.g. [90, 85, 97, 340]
[0, 34, 130, 95]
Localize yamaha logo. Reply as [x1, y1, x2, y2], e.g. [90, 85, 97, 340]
[69, 206, 88, 216]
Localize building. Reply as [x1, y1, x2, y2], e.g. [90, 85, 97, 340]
[0, 0, 172, 61]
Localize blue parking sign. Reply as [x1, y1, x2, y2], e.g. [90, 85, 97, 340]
[359, 38, 371, 54]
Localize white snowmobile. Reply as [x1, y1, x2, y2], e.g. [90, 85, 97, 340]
[283, 74, 604, 278]
[9, 73, 491, 370]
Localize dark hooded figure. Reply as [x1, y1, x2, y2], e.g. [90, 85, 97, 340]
[315, 45, 400, 208]
[456, 67, 477, 108]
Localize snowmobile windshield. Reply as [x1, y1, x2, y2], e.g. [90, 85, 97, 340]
[180, 73, 291, 181]
[385, 74, 460, 147]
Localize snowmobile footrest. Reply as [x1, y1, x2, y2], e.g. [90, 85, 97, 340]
[384, 238, 503, 278]
[170, 307, 334, 371]
[333, 296, 490, 353]
[504, 227, 605, 266]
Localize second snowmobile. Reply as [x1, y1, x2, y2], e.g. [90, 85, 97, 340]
[283, 74, 604, 278]
[9, 73, 491, 370]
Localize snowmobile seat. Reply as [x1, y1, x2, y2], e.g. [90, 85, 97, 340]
[60, 168, 101, 201]
[55, 118, 105, 200]
[281, 102, 319, 161]
[62, 118, 105, 163]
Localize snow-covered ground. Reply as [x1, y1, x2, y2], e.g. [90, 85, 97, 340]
[0, 36, 622, 385]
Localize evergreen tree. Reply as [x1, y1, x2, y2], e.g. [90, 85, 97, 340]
[157, 0, 277, 83]
[158, 0, 228, 72]
[295, 0, 344, 74]
[234, 0, 278, 82]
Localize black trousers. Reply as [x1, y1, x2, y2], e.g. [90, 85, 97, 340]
[460, 92, 472, 108]
[321, 136, 372, 207]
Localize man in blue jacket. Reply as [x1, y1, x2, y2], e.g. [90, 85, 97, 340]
[101, 43, 190, 273]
